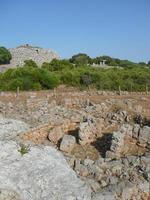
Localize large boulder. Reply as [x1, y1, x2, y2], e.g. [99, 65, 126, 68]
[0, 118, 29, 140]
[0, 141, 91, 200]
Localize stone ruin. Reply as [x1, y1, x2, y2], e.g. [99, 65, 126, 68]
[0, 44, 60, 71]
[0, 90, 150, 199]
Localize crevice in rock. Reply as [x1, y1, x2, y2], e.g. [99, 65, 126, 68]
[91, 133, 113, 158]
[67, 128, 80, 144]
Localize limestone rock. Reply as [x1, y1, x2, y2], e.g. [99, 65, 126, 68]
[0, 118, 29, 140]
[78, 120, 101, 145]
[48, 126, 64, 144]
[60, 135, 76, 153]
[48, 119, 77, 144]
[0, 189, 21, 200]
[106, 124, 148, 159]
[138, 126, 150, 148]
[0, 140, 91, 200]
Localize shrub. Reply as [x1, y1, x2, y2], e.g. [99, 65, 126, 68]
[32, 82, 42, 90]
[0, 47, 12, 64]
[24, 59, 38, 68]
[42, 59, 73, 71]
[38, 69, 59, 89]
[81, 73, 92, 88]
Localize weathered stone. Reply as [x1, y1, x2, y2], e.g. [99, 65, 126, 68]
[78, 120, 101, 145]
[84, 159, 94, 166]
[85, 179, 100, 193]
[0, 118, 29, 140]
[0, 189, 21, 200]
[74, 160, 89, 177]
[0, 44, 59, 71]
[48, 126, 65, 144]
[132, 124, 140, 139]
[60, 135, 76, 153]
[106, 124, 148, 159]
[138, 126, 150, 147]
[0, 141, 91, 200]
[92, 191, 116, 200]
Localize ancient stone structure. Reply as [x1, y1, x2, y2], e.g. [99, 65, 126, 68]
[0, 44, 59, 71]
[0, 90, 150, 199]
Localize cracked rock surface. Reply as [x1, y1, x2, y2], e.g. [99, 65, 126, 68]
[0, 140, 91, 200]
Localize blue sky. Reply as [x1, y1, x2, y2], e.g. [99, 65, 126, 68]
[0, 0, 150, 62]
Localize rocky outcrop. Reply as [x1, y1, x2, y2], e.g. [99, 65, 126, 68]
[0, 140, 91, 200]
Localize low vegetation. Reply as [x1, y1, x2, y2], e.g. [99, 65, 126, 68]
[0, 50, 150, 92]
[18, 144, 30, 156]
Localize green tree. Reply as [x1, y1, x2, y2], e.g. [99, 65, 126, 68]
[23, 59, 38, 68]
[0, 47, 12, 64]
[70, 53, 91, 65]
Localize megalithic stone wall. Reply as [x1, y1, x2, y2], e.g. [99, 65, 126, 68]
[9, 44, 60, 66]
[0, 44, 60, 71]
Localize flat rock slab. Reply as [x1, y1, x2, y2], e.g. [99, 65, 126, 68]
[0, 141, 91, 200]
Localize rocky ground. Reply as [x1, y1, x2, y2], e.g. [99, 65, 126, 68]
[0, 88, 149, 200]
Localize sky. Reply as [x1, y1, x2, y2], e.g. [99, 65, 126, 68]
[0, 0, 150, 62]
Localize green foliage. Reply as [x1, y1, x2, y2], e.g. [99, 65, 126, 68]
[0, 53, 150, 92]
[0, 47, 12, 64]
[18, 144, 30, 156]
[0, 66, 59, 91]
[42, 59, 73, 71]
[81, 73, 92, 87]
[32, 82, 42, 90]
[70, 53, 91, 65]
[38, 69, 59, 89]
[24, 59, 38, 68]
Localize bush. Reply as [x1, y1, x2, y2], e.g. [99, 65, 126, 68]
[42, 59, 73, 71]
[0, 59, 150, 92]
[0, 47, 12, 64]
[38, 69, 59, 89]
[0, 66, 59, 91]
[32, 82, 42, 90]
[24, 59, 38, 68]
[81, 73, 92, 88]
